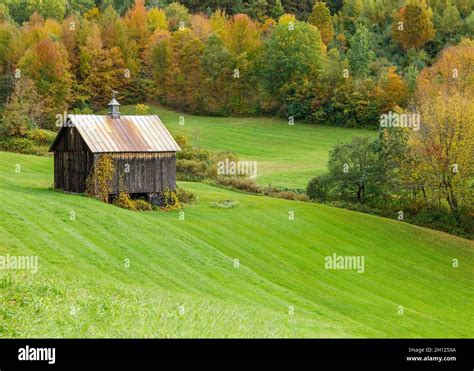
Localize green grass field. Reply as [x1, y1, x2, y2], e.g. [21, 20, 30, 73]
[1, 151, 473, 338]
[118, 105, 376, 189]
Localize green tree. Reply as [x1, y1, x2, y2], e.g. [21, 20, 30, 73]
[67, 0, 95, 14]
[27, 0, 66, 21]
[327, 136, 379, 203]
[347, 24, 375, 79]
[440, 1, 462, 38]
[243, 0, 269, 22]
[270, 0, 284, 19]
[165, 2, 190, 31]
[5, 0, 33, 23]
[259, 20, 325, 105]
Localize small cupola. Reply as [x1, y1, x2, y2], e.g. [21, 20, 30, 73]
[108, 91, 120, 119]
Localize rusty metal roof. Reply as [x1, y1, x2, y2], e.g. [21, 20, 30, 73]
[58, 115, 181, 153]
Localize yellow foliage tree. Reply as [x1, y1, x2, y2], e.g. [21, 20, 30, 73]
[309, 1, 334, 45]
[416, 38, 474, 101]
[376, 66, 409, 112]
[392, 0, 435, 50]
[413, 92, 473, 216]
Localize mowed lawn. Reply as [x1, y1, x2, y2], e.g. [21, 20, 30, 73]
[118, 105, 376, 189]
[0, 152, 473, 338]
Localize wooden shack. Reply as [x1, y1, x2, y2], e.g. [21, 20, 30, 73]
[49, 98, 181, 196]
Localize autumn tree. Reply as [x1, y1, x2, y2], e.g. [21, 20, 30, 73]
[1, 78, 41, 137]
[201, 33, 234, 114]
[414, 92, 473, 216]
[309, 1, 334, 45]
[210, 9, 227, 35]
[0, 20, 18, 102]
[77, 23, 128, 109]
[144, 29, 172, 101]
[99, 6, 125, 49]
[19, 39, 72, 129]
[416, 38, 474, 101]
[147, 7, 168, 32]
[190, 14, 212, 41]
[164, 29, 204, 112]
[123, 0, 149, 50]
[0, 4, 10, 22]
[222, 13, 261, 56]
[221, 14, 261, 114]
[392, 0, 435, 50]
[413, 38, 474, 216]
[375, 66, 409, 113]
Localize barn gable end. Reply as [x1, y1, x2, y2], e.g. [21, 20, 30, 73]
[51, 126, 94, 194]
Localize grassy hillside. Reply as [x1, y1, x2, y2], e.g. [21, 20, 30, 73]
[118, 105, 376, 189]
[0, 152, 473, 338]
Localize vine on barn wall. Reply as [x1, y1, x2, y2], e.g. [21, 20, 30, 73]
[86, 154, 115, 203]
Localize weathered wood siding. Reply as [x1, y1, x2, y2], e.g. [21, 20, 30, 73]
[53, 127, 94, 193]
[101, 152, 177, 194]
[53, 127, 177, 194]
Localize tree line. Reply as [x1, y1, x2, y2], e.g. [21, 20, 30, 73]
[0, 0, 472, 128]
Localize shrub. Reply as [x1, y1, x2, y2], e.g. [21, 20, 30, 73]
[307, 175, 331, 201]
[174, 135, 188, 149]
[86, 154, 115, 202]
[113, 192, 136, 210]
[133, 199, 152, 211]
[215, 176, 261, 193]
[0, 128, 56, 155]
[176, 188, 198, 204]
[266, 190, 309, 202]
[149, 188, 180, 210]
[27, 129, 56, 146]
[214, 177, 311, 202]
[177, 159, 210, 181]
[0, 137, 34, 154]
[162, 188, 179, 209]
[135, 104, 149, 115]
